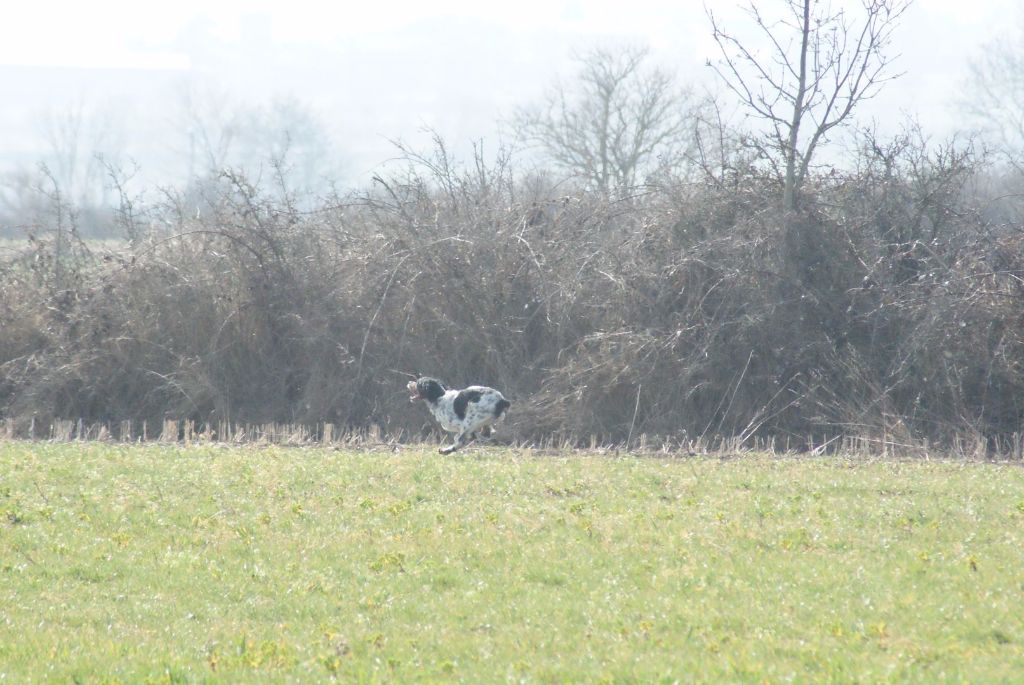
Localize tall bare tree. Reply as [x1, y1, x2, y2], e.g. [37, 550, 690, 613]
[963, 17, 1024, 169]
[175, 83, 339, 202]
[513, 46, 697, 195]
[175, 81, 240, 178]
[234, 97, 339, 200]
[39, 100, 125, 209]
[708, 0, 911, 211]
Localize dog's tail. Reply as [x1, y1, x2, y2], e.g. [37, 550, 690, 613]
[494, 398, 511, 419]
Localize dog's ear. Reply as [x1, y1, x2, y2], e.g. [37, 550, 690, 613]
[417, 378, 446, 402]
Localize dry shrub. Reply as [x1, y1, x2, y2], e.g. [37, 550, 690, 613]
[0, 133, 1022, 452]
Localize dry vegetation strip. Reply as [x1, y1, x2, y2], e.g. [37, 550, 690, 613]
[1, 443, 1023, 683]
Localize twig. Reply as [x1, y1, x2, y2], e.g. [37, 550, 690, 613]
[33, 480, 49, 505]
[626, 384, 642, 449]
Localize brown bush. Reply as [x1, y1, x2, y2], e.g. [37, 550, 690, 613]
[1, 135, 1022, 451]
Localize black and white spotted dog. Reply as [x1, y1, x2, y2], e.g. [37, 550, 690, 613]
[407, 377, 510, 454]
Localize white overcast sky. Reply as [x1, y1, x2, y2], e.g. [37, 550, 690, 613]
[0, 0, 1019, 187]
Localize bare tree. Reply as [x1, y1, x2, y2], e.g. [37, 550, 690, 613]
[708, 0, 911, 211]
[234, 97, 339, 200]
[963, 17, 1024, 169]
[0, 101, 127, 239]
[513, 46, 697, 195]
[175, 81, 240, 178]
[39, 100, 125, 209]
[175, 84, 339, 203]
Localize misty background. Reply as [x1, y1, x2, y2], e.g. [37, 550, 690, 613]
[1, 1, 1019, 193]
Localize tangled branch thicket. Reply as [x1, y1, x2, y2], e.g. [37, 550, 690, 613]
[1, 133, 1023, 451]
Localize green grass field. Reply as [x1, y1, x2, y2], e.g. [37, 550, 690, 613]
[1, 442, 1023, 684]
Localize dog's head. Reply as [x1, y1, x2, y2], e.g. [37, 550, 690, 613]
[407, 377, 446, 403]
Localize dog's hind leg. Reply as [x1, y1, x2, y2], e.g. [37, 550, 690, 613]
[439, 431, 475, 455]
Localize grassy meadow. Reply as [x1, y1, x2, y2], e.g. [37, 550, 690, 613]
[1, 442, 1023, 683]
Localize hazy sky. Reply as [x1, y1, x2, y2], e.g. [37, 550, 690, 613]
[1, 0, 1018, 188]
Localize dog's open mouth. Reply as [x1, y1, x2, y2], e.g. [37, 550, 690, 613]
[407, 381, 421, 402]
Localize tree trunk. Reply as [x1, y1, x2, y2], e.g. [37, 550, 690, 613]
[784, 0, 812, 213]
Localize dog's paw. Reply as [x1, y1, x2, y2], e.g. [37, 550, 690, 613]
[439, 445, 455, 455]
